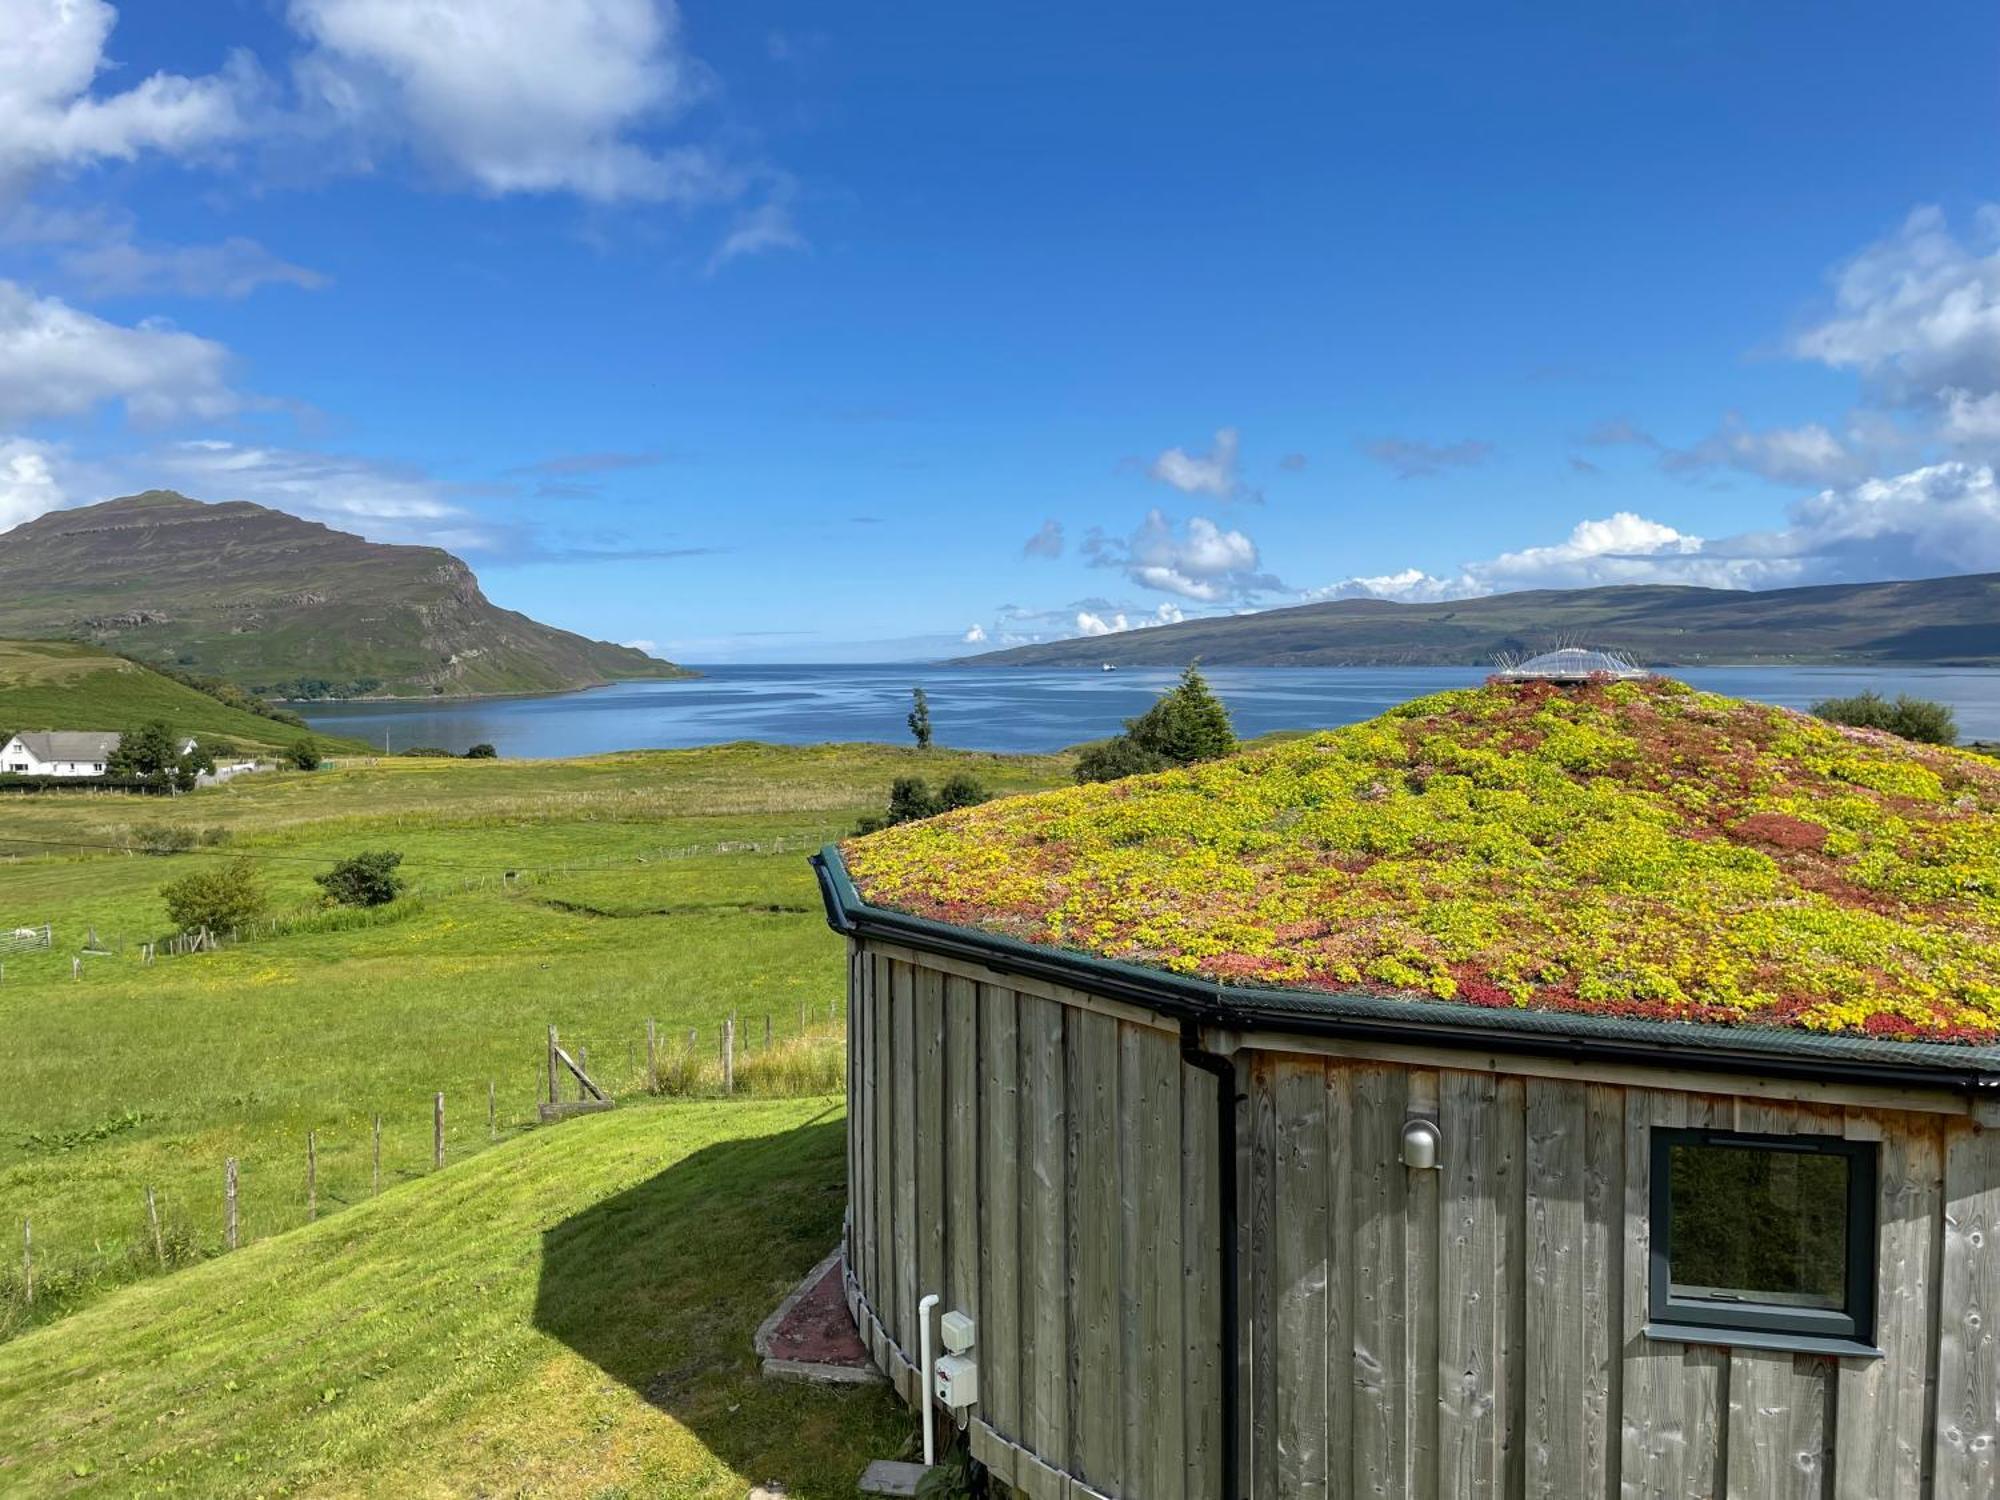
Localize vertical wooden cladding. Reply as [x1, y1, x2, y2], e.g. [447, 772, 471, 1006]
[847, 942, 1989, 1500]
[845, 944, 1216, 1500]
[1239, 1051, 1978, 1500]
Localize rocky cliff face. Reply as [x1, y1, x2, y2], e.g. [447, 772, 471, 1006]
[0, 492, 691, 698]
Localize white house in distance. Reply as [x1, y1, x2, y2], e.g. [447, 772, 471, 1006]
[0, 730, 238, 780]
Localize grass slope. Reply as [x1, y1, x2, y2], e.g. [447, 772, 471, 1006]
[0, 640, 370, 755]
[961, 572, 2000, 667]
[0, 740, 1071, 1330]
[0, 493, 691, 698]
[0, 1099, 908, 1498]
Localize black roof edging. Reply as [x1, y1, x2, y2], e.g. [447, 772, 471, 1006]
[812, 844, 2000, 1099]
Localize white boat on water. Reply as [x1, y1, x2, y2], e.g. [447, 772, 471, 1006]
[1101, 662, 1116, 671]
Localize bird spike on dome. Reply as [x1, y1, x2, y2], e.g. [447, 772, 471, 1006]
[1495, 646, 1650, 683]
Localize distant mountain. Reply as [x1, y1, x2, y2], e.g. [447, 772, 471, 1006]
[0, 493, 691, 699]
[960, 574, 2000, 668]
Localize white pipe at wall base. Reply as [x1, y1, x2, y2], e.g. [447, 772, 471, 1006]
[918, 1292, 941, 1467]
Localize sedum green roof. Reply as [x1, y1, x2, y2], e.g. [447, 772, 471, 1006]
[842, 677, 2000, 1043]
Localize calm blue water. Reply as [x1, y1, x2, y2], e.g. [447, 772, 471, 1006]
[298, 664, 2000, 758]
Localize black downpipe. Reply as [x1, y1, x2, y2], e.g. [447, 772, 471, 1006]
[1181, 1022, 1242, 1500]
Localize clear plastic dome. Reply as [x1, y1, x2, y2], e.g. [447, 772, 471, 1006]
[1496, 647, 1649, 682]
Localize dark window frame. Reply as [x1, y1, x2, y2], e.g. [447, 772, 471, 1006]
[1647, 1126, 1879, 1356]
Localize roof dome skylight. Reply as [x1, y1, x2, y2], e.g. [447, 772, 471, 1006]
[1496, 647, 1649, 682]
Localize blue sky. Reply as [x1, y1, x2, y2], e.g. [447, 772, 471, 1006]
[0, 1, 1995, 661]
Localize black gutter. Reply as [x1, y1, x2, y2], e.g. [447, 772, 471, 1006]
[810, 845, 2000, 1100]
[1179, 1022, 1243, 1500]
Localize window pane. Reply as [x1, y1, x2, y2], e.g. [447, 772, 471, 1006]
[1667, 1142, 1847, 1309]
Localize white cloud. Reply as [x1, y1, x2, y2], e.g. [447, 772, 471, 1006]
[706, 195, 805, 273]
[1316, 461, 2000, 601]
[0, 280, 239, 425]
[1090, 510, 1275, 602]
[1792, 205, 2000, 414]
[288, 0, 725, 202]
[961, 624, 987, 644]
[1022, 518, 1063, 558]
[1360, 436, 1493, 479]
[620, 637, 658, 653]
[59, 236, 327, 300]
[1942, 388, 2000, 446]
[1149, 427, 1247, 500]
[0, 434, 66, 529]
[1073, 602, 1192, 637]
[151, 438, 482, 545]
[1075, 610, 1121, 637]
[0, 0, 256, 184]
[1658, 416, 1870, 487]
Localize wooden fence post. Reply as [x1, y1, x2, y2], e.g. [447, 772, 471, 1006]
[146, 1186, 165, 1267]
[487, 1080, 496, 1141]
[372, 1115, 382, 1196]
[306, 1131, 318, 1222]
[224, 1158, 239, 1250]
[433, 1093, 445, 1169]
[645, 1018, 658, 1093]
[547, 1025, 560, 1106]
[764, 1013, 772, 1049]
[578, 1047, 589, 1101]
[722, 1017, 735, 1095]
[20, 1218, 30, 1306]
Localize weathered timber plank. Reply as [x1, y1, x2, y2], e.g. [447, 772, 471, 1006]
[1834, 1109, 1941, 1500]
[1350, 1064, 1408, 1499]
[1138, 1023, 1185, 1499]
[872, 954, 895, 1349]
[1405, 1069, 1442, 1500]
[1437, 1068, 1504, 1499]
[1526, 1078, 1589, 1498]
[1724, 1349, 1829, 1500]
[1272, 1055, 1331, 1499]
[1620, 1089, 1682, 1499]
[1496, 1075, 1527, 1497]
[1933, 1120, 2000, 1495]
[1582, 1083, 1624, 1500]
[1068, 1007, 1120, 1493]
[1249, 1052, 1279, 1500]
[978, 984, 1022, 1442]
[892, 960, 918, 1355]
[1020, 993, 1069, 1465]
[915, 964, 947, 1349]
[1325, 1063, 1357, 1499]
[944, 975, 979, 1321]
[1183, 1056, 1223, 1500]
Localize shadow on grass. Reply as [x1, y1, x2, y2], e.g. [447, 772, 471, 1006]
[533, 1111, 908, 1497]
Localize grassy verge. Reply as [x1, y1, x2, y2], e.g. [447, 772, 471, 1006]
[0, 1098, 911, 1498]
[0, 741, 1070, 1332]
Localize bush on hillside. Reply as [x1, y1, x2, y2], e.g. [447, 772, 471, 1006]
[286, 737, 323, 770]
[314, 850, 406, 907]
[1811, 690, 1957, 746]
[463, 743, 498, 759]
[160, 859, 266, 934]
[398, 745, 454, 757]
[855, 773, 991, 834]
[140, 660, 308, 728]
[1075, 663, 1237, 783]
[129, 821, 196, 855]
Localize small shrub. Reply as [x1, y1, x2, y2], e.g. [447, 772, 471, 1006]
[197, 825, 232, 846]
[1076, 663, 1237, 783]
[462, 743, 498, 760]
[314, 850, 406, 907]
[856, 773, 991, 833]
[286, 737, 323, 770]
[1811, 690, 1957, 746]
[160, 859, 266, 934]
[129, 821, 195, 855]
[908, 686, 933, 750]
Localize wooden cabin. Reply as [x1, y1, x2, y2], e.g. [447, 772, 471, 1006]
[814, 676, 2000, 1499]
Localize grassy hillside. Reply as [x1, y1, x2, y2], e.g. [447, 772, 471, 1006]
[0, 639, 370, 755]
[962, 572, 2000, 667]
[0, 492, 691, 698]
[0, 1099, 909, 1497]
[0, 740, 1071, 1332]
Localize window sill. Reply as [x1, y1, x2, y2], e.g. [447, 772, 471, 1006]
[1643, 1323, 1882, 1360]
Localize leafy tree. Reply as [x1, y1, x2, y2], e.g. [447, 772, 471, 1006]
[160, 859, 266, 934]
[398, 746, 455, 757]
[907, 687, 933, 750]
[314, 850, 406, 907]
[1075, 663, 1237, 783]
[107, 719, 213, 791]
[199, 737, 238, 761]
[463, 743, 499, 759]
[856, 773, 991, 834]
[1811, 691, 1957, 746]
[286, 737, 323, 770]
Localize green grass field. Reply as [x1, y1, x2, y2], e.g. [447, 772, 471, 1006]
[0, 639, 370, 756]
[0, 740, 1070, 1336]
[0, 1098, 908, 1497]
